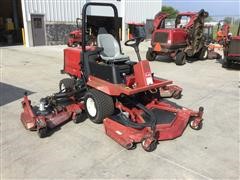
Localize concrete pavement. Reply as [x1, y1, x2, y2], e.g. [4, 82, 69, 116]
[1, 43, 239, 179]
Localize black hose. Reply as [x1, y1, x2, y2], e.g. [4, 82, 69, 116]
[124, 98, 157, 132]
[54, 87, 86, 99]
[117, 113, 152, 129]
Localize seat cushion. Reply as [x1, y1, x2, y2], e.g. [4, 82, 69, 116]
[97, 28, 130, 63]
[100, 54, 129, 63]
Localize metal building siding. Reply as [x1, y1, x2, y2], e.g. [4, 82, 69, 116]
[24, 0, 162, 23]
[125, 0, 162, 23]
[87, 0, 122, 17]
[24, 0, 85, 22]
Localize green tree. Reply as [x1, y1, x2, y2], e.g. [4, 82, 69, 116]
[224, 17, 232, 24]
[205, 16, 214, 22]
[161, 6, 179, 18]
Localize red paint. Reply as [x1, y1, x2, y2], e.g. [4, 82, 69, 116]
[87, 75, 172, 96]
[63, 46, 95, 78]
[67, 30, 82, 47]
[20, 95, 84, 130]
[133, 60, 153, 87]
[151, 10, 207, 58]
[104, 99, 203, 148]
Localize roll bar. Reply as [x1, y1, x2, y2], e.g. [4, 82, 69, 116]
[81, 2, 119, 52]
[237, 23, 240, 36]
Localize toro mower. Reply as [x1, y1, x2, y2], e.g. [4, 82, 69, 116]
[21, 2, 204, 152]
[222, 23, 240, 68]
[146, 10, 209, 65]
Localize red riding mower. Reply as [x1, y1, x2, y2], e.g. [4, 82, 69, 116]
[146, 10, 209, 65]
[67, 18, 82, 47]
[21, 3, 204, 152]
[222, 23, 240, 68]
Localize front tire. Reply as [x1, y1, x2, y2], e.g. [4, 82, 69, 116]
[199, 47, 208, 60]
[222, 58, 231, 68]
[146, 49, 156, 61]
[175, 52, 186, 65]
[84, 89, 114, 124]
[59, 78, 75, 92]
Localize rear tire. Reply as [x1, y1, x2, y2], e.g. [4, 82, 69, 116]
[85, 89, 114, 124]
[199, 47, 208, 60]
[146, 49, 156, 61]
[222, 58, 231, 68]
[59, 78, 75, 92]
[175, 52, 186, 65]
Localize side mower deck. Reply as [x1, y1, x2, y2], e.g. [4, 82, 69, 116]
[20, 93, 84, 137]
[104, 99, 203, 151]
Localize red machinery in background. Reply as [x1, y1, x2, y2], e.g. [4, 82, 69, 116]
[222, 23, 240, 68]
[21, 3, 204, 152]
[216, 20, 230, 46]
[146, 10, 209, 65]
[128, 22, 146, 40]
[67, 18, 82, 47]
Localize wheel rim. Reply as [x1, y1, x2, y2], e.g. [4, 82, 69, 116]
[60, 83, 66, 92]
[86, 97, 97, 117]
[190, 120, 198, 129]
[203, 50, 208, 59]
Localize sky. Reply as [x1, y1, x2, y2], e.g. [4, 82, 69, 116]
[162, 0, 240, 19]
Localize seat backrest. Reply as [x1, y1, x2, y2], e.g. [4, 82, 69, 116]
[97, 28, 120, 58]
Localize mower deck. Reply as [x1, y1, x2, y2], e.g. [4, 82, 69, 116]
[104, 99, 203, 151]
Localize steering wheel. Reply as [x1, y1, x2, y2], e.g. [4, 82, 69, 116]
[124, 37, 144, 48]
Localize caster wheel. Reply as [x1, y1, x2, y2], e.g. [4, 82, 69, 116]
[141, 138, 158, 152]
[172, 91, 182, 99]
[189, 119, 203, 130]
[199, 106, 204, 112]
[73, 113, 87, 124]
[126, 142, 137, 150]
[38, 127, 48, 138]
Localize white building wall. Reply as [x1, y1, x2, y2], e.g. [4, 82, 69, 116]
[125, 0, 162, 23]
[22, 0, 162, 46]
[87, 0, 122, 17]
[23, 0, 86, 22]
[23, 0, 161, 22]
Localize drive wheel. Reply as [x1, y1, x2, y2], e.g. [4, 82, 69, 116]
[199, 47, 208, 60]
[59, 78, 75, 92]
[146, 49, 156, 61]
[85, 89, 114, 124]
[38, 127, 48, 138]
[175, 52, 186, 65]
